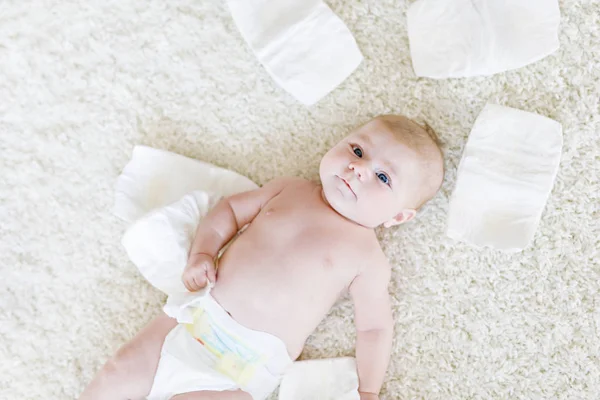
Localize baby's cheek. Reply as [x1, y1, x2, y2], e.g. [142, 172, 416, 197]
[376, 193, 398, 215]
[361, 192, 384, 212]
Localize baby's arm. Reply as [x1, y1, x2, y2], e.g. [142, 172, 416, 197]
[349, 251, 394, 399]
[183, 178, 290, 291]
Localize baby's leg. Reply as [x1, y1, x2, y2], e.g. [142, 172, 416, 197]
[79, 312, 177, 400]
[171, 391, 251, 400]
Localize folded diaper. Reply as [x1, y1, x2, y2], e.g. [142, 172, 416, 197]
[226, 0, 363, 105]
[122, 191, 215, 295]
[447, 104, 563, 251]
[116, 146, 257, 294]
[279, 357, 360, 400]
[114, 146, 257, 223]
[407, 0, 561, 78]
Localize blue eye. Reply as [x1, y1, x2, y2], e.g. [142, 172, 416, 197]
[377, 172, 390, 185]
[353, 146, 363, 158]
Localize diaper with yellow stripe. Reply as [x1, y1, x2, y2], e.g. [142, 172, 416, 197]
[184, 307, 268, 386]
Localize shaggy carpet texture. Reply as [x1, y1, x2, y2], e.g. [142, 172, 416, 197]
[1, 0, 599, 399]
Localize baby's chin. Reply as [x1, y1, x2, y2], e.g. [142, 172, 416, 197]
[321, 185, 355, 218]
[321, 186, 378, 228]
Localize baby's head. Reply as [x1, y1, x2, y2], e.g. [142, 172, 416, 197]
[320, 115, 444, 228]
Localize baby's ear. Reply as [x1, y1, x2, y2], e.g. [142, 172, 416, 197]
[383, 209, 417, 228]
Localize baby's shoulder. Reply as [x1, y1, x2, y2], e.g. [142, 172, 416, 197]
[366, 238, 387, 261]
[265, 176, 316, 194]
[258, 176, 307, 195]
[345, 232, 388, 268]
[344, 239, 391, 291]
[275, 176, 309, 183]
[266, 176, 309, 187]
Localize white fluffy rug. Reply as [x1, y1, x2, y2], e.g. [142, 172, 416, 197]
[1, 1, 599, 399]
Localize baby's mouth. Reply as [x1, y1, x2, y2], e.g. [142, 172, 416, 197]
[339, 176, 356, 197]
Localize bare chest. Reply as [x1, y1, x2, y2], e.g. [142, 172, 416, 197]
[218, 185, 368, 287]
[210, 183, 378, 352]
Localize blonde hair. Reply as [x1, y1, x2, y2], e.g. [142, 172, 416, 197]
[379, 116, 445, 209]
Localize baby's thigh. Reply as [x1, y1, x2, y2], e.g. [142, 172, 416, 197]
[79, 312, 177, 400]
[113, 312, 177, 390]
[170, 390, 252, 400]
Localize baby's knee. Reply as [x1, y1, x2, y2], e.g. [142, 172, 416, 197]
[97, 343, 143, 385]
[108, 343, 142, 377]
[96, 352, 148, 397]
[98, 355, 128, 383]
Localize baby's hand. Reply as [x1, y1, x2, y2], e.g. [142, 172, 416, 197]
[182, 253, 216, 291]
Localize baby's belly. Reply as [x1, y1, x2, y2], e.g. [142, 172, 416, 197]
[210, 245, 346, 359]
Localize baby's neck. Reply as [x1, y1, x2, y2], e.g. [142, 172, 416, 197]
[317, 185, 374, 231]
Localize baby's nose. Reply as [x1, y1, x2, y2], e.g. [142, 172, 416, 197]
[349, 161, 367, 179]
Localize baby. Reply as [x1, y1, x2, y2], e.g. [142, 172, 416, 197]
[80, 115, 444, 400]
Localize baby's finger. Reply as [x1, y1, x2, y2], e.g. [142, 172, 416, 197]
[191, 272, 207, 291]
[205, 263, 216, 284]
[181, 273, 192, 292]
[182, 274, 193, 292]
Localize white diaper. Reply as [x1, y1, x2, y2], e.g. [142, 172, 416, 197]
[407, 0, 561, 78]
[447, 104, 563, 251]
[226, 0, 363, 105]
[148, 292, 292, 400]
[114, 145, 257, 224]
[122, 191, 214, 295]
[117, 146, 257, 295]
[279, 357, 360, 400]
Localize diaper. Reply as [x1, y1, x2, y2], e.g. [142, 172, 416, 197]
[446, 104, 563, 251]
[117, 146, 258, 295]
[148, 292, 292, 400]
[122, 191, 214, 295]
[407, 0, 561, 78]
[114, 145, 257, 224]
[226, 0, 363, 105]
[279, 357, 360, 400]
